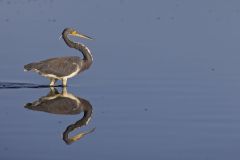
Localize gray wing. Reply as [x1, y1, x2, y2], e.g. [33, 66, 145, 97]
[25, 96, 82, 115]
[26, 56, 82, 77]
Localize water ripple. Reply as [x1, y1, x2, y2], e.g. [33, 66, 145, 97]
[0, 82, 62, 89]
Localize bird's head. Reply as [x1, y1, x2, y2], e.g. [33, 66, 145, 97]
[62, 28, 93, 40]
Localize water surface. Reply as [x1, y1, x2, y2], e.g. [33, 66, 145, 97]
[1, 0, 240, 160]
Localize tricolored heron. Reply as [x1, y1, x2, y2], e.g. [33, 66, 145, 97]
[24, 28, 93, 87]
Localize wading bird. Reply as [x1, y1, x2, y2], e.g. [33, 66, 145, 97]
[24, 28, 93, 87]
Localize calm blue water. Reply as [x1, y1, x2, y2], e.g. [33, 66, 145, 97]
[1, 0, 240, 159]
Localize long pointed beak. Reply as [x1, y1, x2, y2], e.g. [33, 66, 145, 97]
[75, 33, 94, 40]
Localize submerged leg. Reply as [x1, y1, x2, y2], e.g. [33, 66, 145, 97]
[49, 78, 58, 87]
[62, 78, 68, 87]
[62, 87, 68, 96]
[49, 87, 58, 95]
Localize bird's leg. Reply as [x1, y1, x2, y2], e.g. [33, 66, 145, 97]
[62, 87, 68, 96]
[49, 87, 58, 95]
[49, 78, 57, 87]
[62, 78, 68, 87]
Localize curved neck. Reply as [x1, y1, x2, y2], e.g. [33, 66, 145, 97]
[62, 32, 93, 69]
[62, 99, 93, 144]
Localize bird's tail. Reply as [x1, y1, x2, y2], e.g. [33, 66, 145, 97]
[24, 63, 36, 71]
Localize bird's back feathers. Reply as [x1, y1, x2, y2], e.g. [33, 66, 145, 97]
[24, 56, 83, 77]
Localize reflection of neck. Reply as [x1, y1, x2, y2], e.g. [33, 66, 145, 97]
[62, 99, 94, 145]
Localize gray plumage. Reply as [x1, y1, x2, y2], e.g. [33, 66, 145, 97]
[24, 28, 93, 86]
[24, 56, 82, 77]
[25, 88, 92, 115]
[25, 87, 95, 144]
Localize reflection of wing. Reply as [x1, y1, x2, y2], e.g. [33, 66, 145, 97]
[25, 96, 82, 115]
[24, 87, 83, 115]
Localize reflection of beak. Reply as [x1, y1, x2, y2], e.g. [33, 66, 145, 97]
[64, 127, 96, 145]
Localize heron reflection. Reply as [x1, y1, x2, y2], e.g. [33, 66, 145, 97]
[24, 87, 95, 144]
